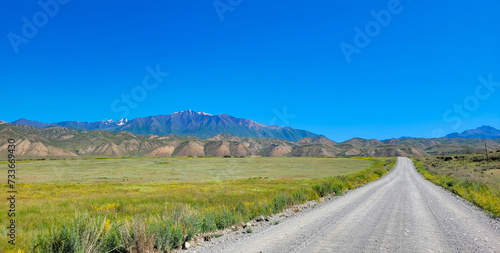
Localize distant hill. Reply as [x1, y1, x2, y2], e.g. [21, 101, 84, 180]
[10, 110, 320, 142]
[383, 137, 500, 154]
[11, 118, 56, 129]
[342, 138, 384, 147]
[0, 124, 435, 159]
[446, 126, 500, 139]
[6, 116, 500, 158]
[296, 136, 336, 144]
[10, 118, 128, 131]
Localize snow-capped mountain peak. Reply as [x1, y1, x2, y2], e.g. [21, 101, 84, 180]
[9, 110, 321, 141]
[197, 112, 213, 116]
[175, 110, 213, 116]
[117, 118, 129, 126]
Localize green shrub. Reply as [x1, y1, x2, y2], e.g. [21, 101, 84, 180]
[331, 182, 345, 195]
[199, 212, 217, 232]
[291, 190, 307, 203]
[32, 214, 121, 253]
[214, 208, 238, 229]
[271, 194, 290, 212]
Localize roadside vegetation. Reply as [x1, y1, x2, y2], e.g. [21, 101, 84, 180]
[0, 157, 394, 252]
[413, 150, 500, 218]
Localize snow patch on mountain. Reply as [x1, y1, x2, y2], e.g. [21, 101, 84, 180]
[197, 112, 213, 116]
[174, 110, 212, 116]
[117, 119, 129, 126]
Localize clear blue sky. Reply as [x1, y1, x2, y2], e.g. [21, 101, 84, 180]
[1, 0, 499, 141]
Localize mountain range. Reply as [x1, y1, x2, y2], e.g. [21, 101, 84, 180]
[2, 111, 500, 159]
[10, 110, 319, 142]
[1, 123, 499, 159]
[445, 125, 500, 139]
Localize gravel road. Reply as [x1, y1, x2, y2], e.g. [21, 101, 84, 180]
[192, 157, 500, 253]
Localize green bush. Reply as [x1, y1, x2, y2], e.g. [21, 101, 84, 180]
[32, 214, 122, 253]
[214, 208, 238, 229]
[331, 182, 345, 195]
[291, 190, 307, 203]
[271, 194, 290, 212]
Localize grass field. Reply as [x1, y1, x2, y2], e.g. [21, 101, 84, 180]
[415, 151, 500, 190]
[12, 157, 374, 183]
[414, 151, 500, 218]
[0, 157, 395, 252]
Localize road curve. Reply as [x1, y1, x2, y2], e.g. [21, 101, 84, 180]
[194, 157, 500, 253]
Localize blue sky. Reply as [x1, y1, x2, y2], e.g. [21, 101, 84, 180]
[1, 0, 499, 141]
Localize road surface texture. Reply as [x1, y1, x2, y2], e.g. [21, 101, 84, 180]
[193, 157, 500, 253]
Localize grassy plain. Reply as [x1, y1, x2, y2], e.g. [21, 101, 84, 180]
[415, 151, 500, 189]
[414, 151, 500, 218]
[0, 157, 395, 252]
[11, 157, 374, 183]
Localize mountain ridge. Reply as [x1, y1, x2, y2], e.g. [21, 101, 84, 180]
[446, 125, 500, 139]
[7, 114, 500, 143]
[2, 124, 499, 159]
[9, 110, 320, 142]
